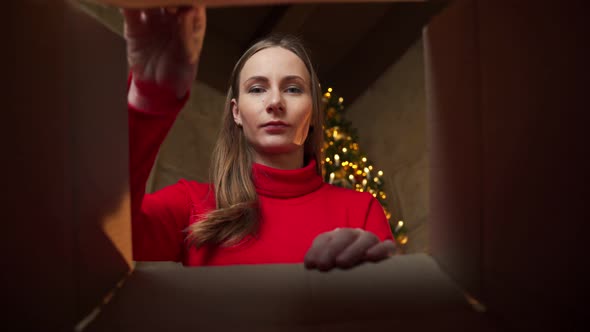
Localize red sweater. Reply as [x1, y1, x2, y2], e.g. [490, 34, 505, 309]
[129, 80, 394, 266]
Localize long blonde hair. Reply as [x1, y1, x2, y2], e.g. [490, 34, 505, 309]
[186, 35, 324, 249]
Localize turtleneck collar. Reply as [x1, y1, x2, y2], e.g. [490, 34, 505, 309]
[252, 159, 324, 198]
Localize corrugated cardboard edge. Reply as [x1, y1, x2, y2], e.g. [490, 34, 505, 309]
[84, 254, 491, 331]
[91, 0, 423, 9]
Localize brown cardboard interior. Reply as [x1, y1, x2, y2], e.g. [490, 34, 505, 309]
[86, 255, 492, 331]
[8, 0, 586, 331]
[426, 0, 587, 330]
[6, 1, 131, 331]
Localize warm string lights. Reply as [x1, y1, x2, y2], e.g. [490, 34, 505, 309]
[320, 87, 408, 248]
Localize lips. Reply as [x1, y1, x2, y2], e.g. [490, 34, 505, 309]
[261, 121, 289, 128]
[261, 121, 290, 134]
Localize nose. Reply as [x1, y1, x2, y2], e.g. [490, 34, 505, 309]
[266, 88, 284, 113]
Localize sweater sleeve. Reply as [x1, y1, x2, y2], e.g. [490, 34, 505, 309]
[363, 196, 395, 242]
[127, 73, 192, 262]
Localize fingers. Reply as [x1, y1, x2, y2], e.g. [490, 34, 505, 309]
[122, 6, 192, 28]
[180, 5, 207, 64]
[121, 8, 142, 26]
[122, 7, 172, 38]
[305, 229, 396, 272]
[315, 229, 360, 271]
[365, 239, 397, 262]
[303, 231, 333, 270]
[144, 8, 162, 19]
[334, 230, 380, 268]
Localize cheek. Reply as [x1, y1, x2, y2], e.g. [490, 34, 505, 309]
[295, 100, 313, 127]
[291, 104, 313, 145]
[238, 100, 259, 127]
[300, 110, 312, 129]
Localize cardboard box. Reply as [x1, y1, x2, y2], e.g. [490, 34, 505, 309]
[86, 255, 491, 331]
[6, 1, 130, 331]
[93, 0, 420, 9]
[8, 0, 585, 331]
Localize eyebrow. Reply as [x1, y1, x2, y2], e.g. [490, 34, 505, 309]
[243, 75, 307, 86]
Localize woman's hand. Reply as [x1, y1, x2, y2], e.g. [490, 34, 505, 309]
[123, 5, 206, 101]
[304, 228, 397, 272]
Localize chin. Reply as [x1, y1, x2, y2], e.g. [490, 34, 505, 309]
[259, 146, 296, 155]
[255, 140, 300, 155]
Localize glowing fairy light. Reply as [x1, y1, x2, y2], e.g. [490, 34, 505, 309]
[395, 221, 404, 232]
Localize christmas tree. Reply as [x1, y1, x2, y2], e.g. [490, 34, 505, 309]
[320, 88, 408, 249]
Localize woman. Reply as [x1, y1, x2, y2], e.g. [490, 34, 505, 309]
[124, 5, 396, 272]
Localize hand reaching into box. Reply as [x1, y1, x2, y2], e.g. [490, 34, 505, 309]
[123, 5, 206, 100]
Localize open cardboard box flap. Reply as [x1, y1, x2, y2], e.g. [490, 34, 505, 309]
[11, 1, 585, 331]
[86, 254, 491, 331]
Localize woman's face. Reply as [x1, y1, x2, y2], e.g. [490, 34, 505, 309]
[232, 46, 313, 158]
